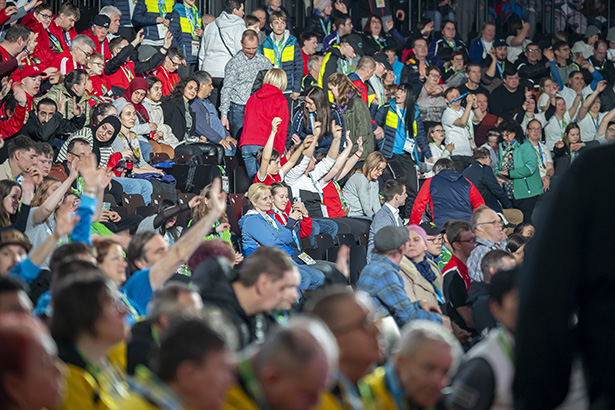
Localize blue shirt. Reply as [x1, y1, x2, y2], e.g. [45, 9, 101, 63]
[357, 253, 442, 327]
[122, 268, 153, 314]
[9, 257, 39, 285]
[392, 108, 406, 155]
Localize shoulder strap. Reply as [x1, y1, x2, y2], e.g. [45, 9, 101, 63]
[216, 21, 234, 57]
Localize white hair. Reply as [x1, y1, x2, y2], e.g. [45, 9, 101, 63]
[100, 5, 121, 17]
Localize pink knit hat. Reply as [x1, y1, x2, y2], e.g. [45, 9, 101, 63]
[407, 225, 428, 246]
[314, 0, 331, 12]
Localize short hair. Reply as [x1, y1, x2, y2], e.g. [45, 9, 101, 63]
[502, 65, 518, 79]
[70, 34, 96, 52]
[151, 316, 227, 382]
[66, 137, 91, 154]
[433, 158, 455, 174]
[51, 260, 101, 291]
[35, 142, 53, 157]
[146, 76, 163, 89]
[303, 285, 357, 332]
[443, 86, 458, 100]
[166, 47, 185, 61]
[241, 29, 258, 42]
[382, 179, 405, 202]
[187, 239, 235, 272]
[465, 62, 481, 74]
[263, 68, 287, 92]
[480, 249, 514, 282]
[50, 275, 111, 342]
[244, 15, 259, 27]
[58, 2, 80, 19]
[307, 55, 323, 72]
[34, 3, 52, 13]
[87, 53, 104, 66]
[109, 36, 127, 54]
[127, 231, 159, 273]
[270, 10, 287, 22]
[470, 205, 492, 232]
[412, 37, 428, 48]
[0, 277, 27, 296]
[441, 19, 456, 30]
[147, 282, 200, 322]
[237, 246, 296, 287]
[334, 14, 351, 28]
[7, 135, 36, 158]
[594, 39, 607, 51]
[552, 41, 569, 52]
[298, 31, 318, 48]
[193, 70, 213, 87]
[4, 25, 32, 43]
[489, 267, 517, 305]
[425, 65, 441, 78]
[224, 0, 244, 14]
[99, 5, 121, 18]
[473, 147, 490, 160]
[509, 18, 524, 35]
[446, 220, 472, 244]
[255, 146, 281, 165]
[356, 56, 376, 72]
[37, 98, 57, 112]
[49, 242, 97, 277]
[64, 68, 88, 90]
[396, 320, 462, 375]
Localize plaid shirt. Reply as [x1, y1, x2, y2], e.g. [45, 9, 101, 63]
[467, 237, 506, 282]
[357, 254, 442, 328]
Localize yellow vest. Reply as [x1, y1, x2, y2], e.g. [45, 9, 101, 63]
[118, 394, 165, 410]
[59, 364, 120, 410]
[221, 385, 260, 410]
[144, 0, 174, 14]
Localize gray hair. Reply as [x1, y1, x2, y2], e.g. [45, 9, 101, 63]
[193, 70, 213, 86]
[307, 55, 323, 72]
[70, 34, 96, 52]
[100, 5, 122, 17]
[396, 320, 463, 376]
[147, 282, 201, 323]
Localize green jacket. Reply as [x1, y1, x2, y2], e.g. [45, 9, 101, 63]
[508, 140, 542, 200]
[342, 94, 375, 161]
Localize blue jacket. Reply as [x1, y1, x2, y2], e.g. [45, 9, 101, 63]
[261, 31, 303, 93]
[168, 4, 202, 63]
[132, 0, 175, 43]
[102, 0, 132, 26]
[381, 99, 430, 161]
[463, 160, 512, 213]
[468, 37, 488, 63]
[239, 211, 296, 260]
[290, 103, 346, 153]
[191, 97, 229, 144]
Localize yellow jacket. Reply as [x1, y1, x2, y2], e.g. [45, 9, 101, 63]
[222, 385, 260, 410]
[58, 364, 120, 410]
[362, 367, 397, 410]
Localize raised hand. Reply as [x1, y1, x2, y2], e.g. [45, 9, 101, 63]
[71, 97, 83, 117]
[271, 117, 282, 134]
[163, 31, 173, 49]
[54, 202, 80, 239]
[208, 178, 227, 217]
[188, 195, 204, 208]
[596, 80, 608, 93]
[132, 29, 145, 47]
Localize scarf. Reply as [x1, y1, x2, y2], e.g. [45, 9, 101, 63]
[123, 77, 150, 123]
[412, 257, 437, 283]
[92, 116, 121, 163]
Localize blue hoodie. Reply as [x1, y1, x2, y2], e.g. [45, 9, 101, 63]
[239, 210, 296, 259]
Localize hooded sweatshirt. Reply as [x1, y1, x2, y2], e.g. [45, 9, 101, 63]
[240, 83, 289, 154]
[238, 210, 296, 259]
[198, 11, 246, 78]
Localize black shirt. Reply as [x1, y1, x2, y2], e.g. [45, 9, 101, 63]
[488, 84, 525, 121]
[458, 83, 490, 97]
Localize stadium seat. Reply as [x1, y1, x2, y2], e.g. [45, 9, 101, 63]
[121, 193, 145, 215]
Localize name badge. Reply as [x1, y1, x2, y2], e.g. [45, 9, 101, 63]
[403, 138, 415, 154]
[221, 175, 230, 193]
[375, 0, 386, 8]
[191, 40, 199, 56]
[298, 252, 317, 265]
[157, 24, 168, 40]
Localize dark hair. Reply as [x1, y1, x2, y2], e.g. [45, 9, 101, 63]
[146, 76, 163, 90]
[552, 41, 569, 52]
[90, 102, 116, 125]
[241, 29, 258, 42]
[443, 86, 458, 100]
[382, 179, 405, 202]
[303, 86, 332, 141]
[244, 14, 259, 27]
[489, 267, 517, 305]
[0, 277, 27, 296]
[157, 199, 180, 241]
[502, 66, 518, 80]
[433, 158, 456, 173]
[237, 247, 295, 287]
[49, 242, 97, 279]
[334, 14, 351, 30]
[255, 147, 281, 166]
[66, 137, 90, 155]
[509, 18, 524, 35]
[109, 36, 127, 54]
[187, 239, 235, 272]
[480, 249, 514, 282]
[193, 70, 212, 86]
[441, 19, 456, 31]
[4, 24, 32, 43]
[58, 2, 80, 19]
[35, 142, 53, 158]
[473, 147, 490, 160]
[165, 77, 199, 103]
[396, 83, 418, 138]
[50, 275, 111, 342]
[0, 180, 21, 227]
[594, 39, 607, 51]
[166, 46, 185, 62]
[363, 15, 383, 37]
[7, 135, 37, 158]
[412, 37, 428, 49]
[499, 120, 525, 143]
[224, 0, 244, 14]
[147, 282, 199, 323]
[51, 260, 101, 292]
[506, 233, 528, 253]
[299, 31, 318, 48]
[127, 231, 159, 274]
[94, 238, 123, 266]
[151, 317, 226, 382]
[269, 182, 288, 197]
[513, 222, 534, 236]
[446, 220, 472, 244]
[37, 98, 57, 112]
[64, 68, 88, 90]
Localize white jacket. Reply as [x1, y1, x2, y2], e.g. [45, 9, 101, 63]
[142, 98, 181, 148]
[198, 11, 246, 78]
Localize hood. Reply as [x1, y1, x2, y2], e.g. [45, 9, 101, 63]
[435, 169, 463, 183]
[192, 257, 248, 319]
[238, 210, 260, 231]
[215, 11, 245, 29]
[268, 30, 290, 45]
[254, 83, 283, 99]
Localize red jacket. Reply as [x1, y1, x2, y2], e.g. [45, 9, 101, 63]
[267, 208, 313, 238]
[107, 62, 136, 91]
[153, 65, 179, 96]
[240, 84, 289, 155]
[47, 19, 76, 54]
[0, 104, 25, 139]
[20, 13, 55, 68]
[50, 50, 81, 75]
[81, 29, 111, 60]
[442, 254, 471, 292]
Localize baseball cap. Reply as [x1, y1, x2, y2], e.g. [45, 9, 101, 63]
[0, 227, 32, 252]
[92, 14, 111, 29]
[418, 222, 445, 236]
[374, 226, 409, 251]
[373, 52, 393, 71]
[493, 39, 508, 48]
[341, 34, 364, 57]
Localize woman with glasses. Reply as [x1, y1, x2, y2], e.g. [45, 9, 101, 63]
[496, 120, 542, 224]
[417, 66, 447, 126]
[399, 225, 445, 308]
[426, 125, 454, 174]
[20, 3, 57, 65]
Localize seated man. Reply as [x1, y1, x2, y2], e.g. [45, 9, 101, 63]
[224, 318, 339, 410]
[193, 246, 301, 350]
[121, 316, 235, 410]
[357, 225, 446, 328]
[411, 158, 485, 228]
[367, 179, 406, 262]
[0, 135, 38, 183]
[21, 98, 84, 148]
[363, 320, 461, 409]
[466, 205, 508, 282]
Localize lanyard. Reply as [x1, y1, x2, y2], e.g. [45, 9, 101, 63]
[383, 362, 408, 410]
[239, 360, 272, 410]
[337, 375, 365, 410]
[557, 117, 567, 138]
[261, 212, 279, 231]
[319, 18, 331, 36]
[75, 345, 128, 400]
[273, 37, 285, 67]
[64, 31, 72, 47]
[496, 61, 505, 78]
[185, 4, 199, 39]
[535, 143, 545, 169]
[590, 113, 599, 131]
[445, 38, 457, 51]
[341, 58, 350, 75]
[495, 328, 515, 362]
[119, 132, 141, 160]
[157, 0, 168, 16]
[120, 64, 134, 83]
[165, 231, 175, 245]
[308, 173, 324, 203]
[47, 29, 63, 53]
[395, 106, 407, 131]
[373, 36, 386, 50]
[332, 181, 349, 215]
[159, 66, 178, 91]
[271, 208, 301, 250]
[119, 293, 141, 322]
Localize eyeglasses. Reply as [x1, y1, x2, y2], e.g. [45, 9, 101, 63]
[433, 129, 445, 133]
[38, 13, 53, 20]
[67, 151, 81, 159]
[528, 126, 542, 131]
[78, 47, 92, 58]
[427, 235, 443, 244]
[477, 220, 505, 227]
[456, 236, 476, 244]
[170, 58, 183, 67]
[527, 49, 540, 53]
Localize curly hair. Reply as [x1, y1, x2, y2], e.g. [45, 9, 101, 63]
[327, 73, 359, 108]
[164, 77, 199, 103]
[192, 184, 229, 225]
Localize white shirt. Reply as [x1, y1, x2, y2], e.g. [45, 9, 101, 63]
[544, 112, 572, 151]
[577, 111, 605, 142]
[537, 86, 592, 119]
[384, 203, 402, 226]
[506, 36, 531, 63]
[442, 106, 476, 157]
[531, 142, 553, 178]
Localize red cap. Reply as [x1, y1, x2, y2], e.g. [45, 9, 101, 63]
[19, 65, 45, 80]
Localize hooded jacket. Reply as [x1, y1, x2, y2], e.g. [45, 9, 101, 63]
[238, 210, 296, 259]
[411, 169, 485, 227]
[198, 11, 246, 78]
[261, 30, 303, 94]
[240, 83, 289, 154]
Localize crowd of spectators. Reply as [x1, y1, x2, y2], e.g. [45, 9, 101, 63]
[0, 0, 614, 409]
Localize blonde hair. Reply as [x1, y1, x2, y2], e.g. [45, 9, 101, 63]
[264, 68, 288, 92]
[246, 183, 271, 206]
[31, 177, 61, 207]
[193, 184, 228, 224]
[362, 151, 387, 177]
[327, 73, 359, 107]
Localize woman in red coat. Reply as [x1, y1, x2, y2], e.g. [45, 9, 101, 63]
[240, 68, 289, 179]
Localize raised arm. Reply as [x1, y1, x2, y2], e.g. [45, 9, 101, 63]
[323, 132, 353, 183]
[452, 95, 475, 127]
[281, 134, 314, 176]
[577, 80, 607, 121]
[257, 117, 282, 181]
[597, 107, 615, 139]
[148, 178, 226, 290]
[31, 161, 79, 225]
[338, 136, 364, 180]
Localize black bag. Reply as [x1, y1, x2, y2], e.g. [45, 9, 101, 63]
[175, 142, 224, 166]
